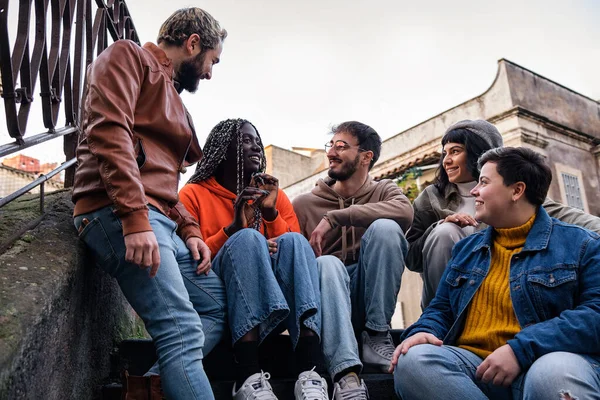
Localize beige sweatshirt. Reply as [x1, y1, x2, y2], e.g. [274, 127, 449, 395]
[292, 176, 413, 265]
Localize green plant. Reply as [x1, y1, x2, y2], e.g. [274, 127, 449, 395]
[395, 168, 422, 203]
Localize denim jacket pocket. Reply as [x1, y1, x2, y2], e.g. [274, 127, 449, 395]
[78, 217, 119, 271]
[445, 266, 470, 288]
[526, 265, 578, 320]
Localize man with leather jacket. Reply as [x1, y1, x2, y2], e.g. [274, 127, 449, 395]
[72, 8, 227, 400]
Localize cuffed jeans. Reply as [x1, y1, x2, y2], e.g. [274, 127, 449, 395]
[317, 219, 407, 375]
[75, 206, 226, 400]
[421, 222, 467, 309]
[212, 229, 320, 347]
[394, 344, 600, 400]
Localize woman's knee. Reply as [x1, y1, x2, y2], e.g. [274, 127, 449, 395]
[394, 344, 440, 385]
[523, 352, 597, 399]
[276, 232, 311, 248]
[216, 229, 270, 274]
[426, 223, 463, 249]
[229, 228, 265, 244]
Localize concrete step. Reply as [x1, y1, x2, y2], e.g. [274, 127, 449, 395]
[101, 330, 404, 399]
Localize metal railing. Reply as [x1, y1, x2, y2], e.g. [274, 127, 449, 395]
[0, 0, 139, 247]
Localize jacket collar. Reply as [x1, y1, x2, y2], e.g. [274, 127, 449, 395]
[142, 42, 174, 74]
[444, 182, 460, 198]
[442, 183, 462, 209]
[472, 206, 552, 253]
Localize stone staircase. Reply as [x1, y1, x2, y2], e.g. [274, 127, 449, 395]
[100, 331, 403, 399]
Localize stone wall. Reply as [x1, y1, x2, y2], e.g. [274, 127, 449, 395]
[0, 191, 142, 400]
[265, 145, 328, 189]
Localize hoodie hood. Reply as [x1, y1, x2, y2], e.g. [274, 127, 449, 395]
[312, 175, 375, 203]
[199, 177, 237, 201]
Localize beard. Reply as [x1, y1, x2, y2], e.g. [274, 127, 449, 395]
[328, 154, 360, 181]
[174, 52, 206, 93]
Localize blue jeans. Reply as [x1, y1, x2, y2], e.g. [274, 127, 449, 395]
[212, 229, 320, 347]
[320, 219, 407, 333]
[394, 344, 600, 400]
[317, 256, 362, 377]
[74, 206, 226, 400]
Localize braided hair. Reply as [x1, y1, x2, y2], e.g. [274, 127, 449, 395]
[188, 118, 267, 230]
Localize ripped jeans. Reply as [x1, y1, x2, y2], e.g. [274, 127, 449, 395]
[394, 344, 600, 400]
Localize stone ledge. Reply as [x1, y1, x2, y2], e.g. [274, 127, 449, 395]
[0, 191, 142, 400]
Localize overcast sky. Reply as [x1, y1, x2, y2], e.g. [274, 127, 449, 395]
[2, 0, 599, 178]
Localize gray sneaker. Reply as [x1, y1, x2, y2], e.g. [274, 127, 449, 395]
[232, 371, 278, 400]
[332, 372, 368, 400]
[294, 369, 329, 400]
[361, 331, 395, 373]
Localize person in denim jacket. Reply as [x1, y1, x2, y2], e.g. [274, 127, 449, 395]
[391, 147, 600, 400]
[407, 119, 600, 309]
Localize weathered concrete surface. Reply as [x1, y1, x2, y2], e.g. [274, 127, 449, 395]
[0, 190, 143, 400]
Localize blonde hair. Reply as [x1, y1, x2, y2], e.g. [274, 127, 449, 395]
[157, 7, 227, 50]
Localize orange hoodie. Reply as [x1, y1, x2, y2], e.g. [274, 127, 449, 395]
[179, 177, 300, 257]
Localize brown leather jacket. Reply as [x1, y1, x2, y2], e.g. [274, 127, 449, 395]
[72, 40, 203, 241]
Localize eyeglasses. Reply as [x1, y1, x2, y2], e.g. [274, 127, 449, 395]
[324, 140, 367, 153]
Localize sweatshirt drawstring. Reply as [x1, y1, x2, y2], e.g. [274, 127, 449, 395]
[351, 198, 356, 262]
[339, 197, 347, 263]
[339, 197, 357, 264]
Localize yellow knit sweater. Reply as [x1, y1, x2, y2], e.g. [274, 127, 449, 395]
[456, 214, 536, 359]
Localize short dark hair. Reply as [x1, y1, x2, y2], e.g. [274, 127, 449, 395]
[433, 128, 494, 194]
[332, 121, 381, 170]
[478, 147, 552, 206]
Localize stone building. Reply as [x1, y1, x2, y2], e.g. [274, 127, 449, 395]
[0, 155, 63, 198]
[263, 145, 327, 188]
[266, 59, 600, 327]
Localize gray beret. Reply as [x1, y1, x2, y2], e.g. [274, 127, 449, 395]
[445, 119, 503, 149]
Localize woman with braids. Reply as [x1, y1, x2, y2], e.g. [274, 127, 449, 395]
[406, 119, 600, 310]
[180, 119, 329, 400]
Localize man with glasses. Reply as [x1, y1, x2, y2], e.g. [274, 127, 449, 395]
[293, 121, 414, 381]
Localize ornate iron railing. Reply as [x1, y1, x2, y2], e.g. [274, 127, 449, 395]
[0, 0, 139, 251]
[0, 0, 140, 187]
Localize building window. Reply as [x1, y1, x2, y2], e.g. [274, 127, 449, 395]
[555, 163, 589, 213]
[561, 173, 584, 210]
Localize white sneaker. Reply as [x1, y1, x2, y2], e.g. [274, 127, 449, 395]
[361, 331, 395, 373]
[294, 369, 329, 400]
[332, 372, 368, 400]
[232, 371, 278, 400]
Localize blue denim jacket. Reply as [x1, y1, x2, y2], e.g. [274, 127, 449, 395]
[402, 206, 600, 372]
